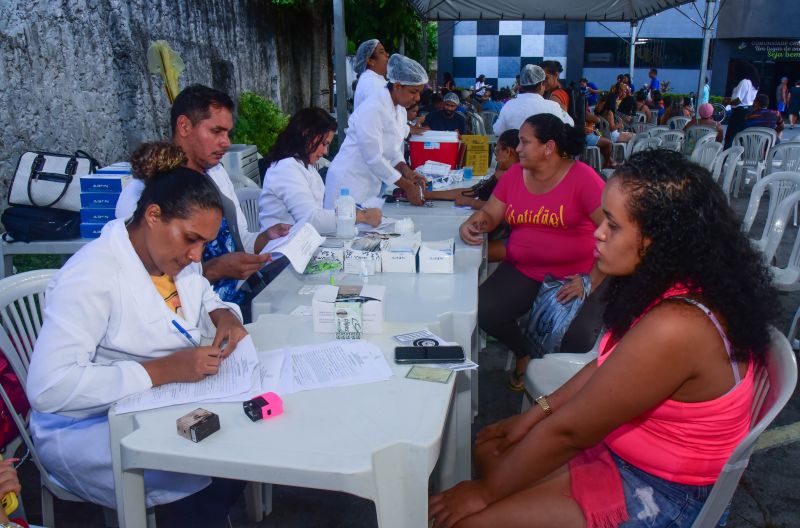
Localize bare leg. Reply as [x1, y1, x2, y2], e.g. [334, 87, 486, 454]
[455, 465, 586, 528]
[597, 138, 615, 168]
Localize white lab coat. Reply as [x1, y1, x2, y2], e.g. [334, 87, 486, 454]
[27, 219, 242, 509]
[259, 157, 335, 234]
[493, 93, 574, 135]
[115, 164, 259, 253]
[354, 69, 388, 110]
[324, 88, 407, 208]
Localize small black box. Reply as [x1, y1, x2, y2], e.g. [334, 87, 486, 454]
[176, 408, 220, 442]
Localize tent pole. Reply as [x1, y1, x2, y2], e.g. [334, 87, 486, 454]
[628, 21, 638, 85]
[421, 20, 428, 70]
[332, 0, 348, 141]
[696, 0, 716, 117]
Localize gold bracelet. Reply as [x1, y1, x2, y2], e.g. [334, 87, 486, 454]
[535, 395, 553, 416]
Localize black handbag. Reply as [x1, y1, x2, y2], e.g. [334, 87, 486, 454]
[8, 150, 100, 211]
[1, 205, 81, 243]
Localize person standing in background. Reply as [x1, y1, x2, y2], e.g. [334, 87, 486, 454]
[700, 76, 710, 106]
[353, 39, 389, 110]
[776, 76, 789, 116]
[723, 61, 760, 148]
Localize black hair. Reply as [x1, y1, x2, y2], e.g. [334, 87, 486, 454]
[542, 60, 563, 75]
[635, 91, 647, 102]
[755, 93, 770, 108]
[264, 107, 336, 167]
[649, 68, 658, 75]
[490, 89, 502, 101]
[618, 96, 636, 116]
[497, 128, 520, 151]
[604, 150, 777, 362]
[170, 85, 234, 136]
[580, 78, 588, 83]
[651, 90, 663, 102]
[601, 91, 619, 114]
[523, 113, 584, 157]
[476, 74, 485, 82]
[130, 167, 222, 226]
[443, 72, 454, 82]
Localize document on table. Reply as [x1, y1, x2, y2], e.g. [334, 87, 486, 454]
[211, 350, 285, 403]
[276, 340, 393, 393]
[357, 216, 398, 233]
[115, 335, 260, 414]
[244, 222, 325, 284]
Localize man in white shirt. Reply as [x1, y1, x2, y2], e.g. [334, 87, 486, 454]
[353, 39, 389, 110]
[493, 64, 574, 135]
[723, 62, 760, 148]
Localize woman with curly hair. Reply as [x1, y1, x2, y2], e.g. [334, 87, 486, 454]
[430, 149, 777, 528]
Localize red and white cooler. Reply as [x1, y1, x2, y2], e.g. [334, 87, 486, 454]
[409, 131, 460, 169]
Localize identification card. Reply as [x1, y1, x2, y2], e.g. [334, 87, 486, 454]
[405, 365, 453, 384]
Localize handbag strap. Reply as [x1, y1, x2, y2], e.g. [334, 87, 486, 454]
[26, 154, 74, 208]
[74, 150, 100, 173]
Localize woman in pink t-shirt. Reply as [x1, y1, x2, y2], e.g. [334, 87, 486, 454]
[429, 150, 777, 528]
[459, 114, 606, 389]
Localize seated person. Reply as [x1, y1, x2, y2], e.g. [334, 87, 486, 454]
[424, 92, 468, 135]
[597, 93, 633, 144]
[683, 103, 724, 142]
[459, 115, 606, 391]
[584, 106, 616, 169]
[634, 91, 651, 122]
[27, 143, 249, 526]
[482, 89, 504, 114]
[406, 102, 429, 136]
[744, 93, 784, 139]
[430, 149, 777, 528]
[660, 95, 692, 124]
[259, 108, 381, 235]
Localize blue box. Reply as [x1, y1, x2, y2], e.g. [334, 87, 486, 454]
[80, 223, 104, 239]
[81, 192, 120, 208]
[80, 208, 116, 223]
[80, 174, 131, 193]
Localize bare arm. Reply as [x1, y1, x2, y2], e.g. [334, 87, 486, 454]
[458, 196, 506, 245]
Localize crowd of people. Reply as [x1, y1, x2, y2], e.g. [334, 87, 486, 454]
[16, 35, 783, 528]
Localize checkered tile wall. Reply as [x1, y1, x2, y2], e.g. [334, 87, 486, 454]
[451, 20, 568, 90]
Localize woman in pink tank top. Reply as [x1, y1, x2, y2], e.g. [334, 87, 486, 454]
[429, 149, 778, 528]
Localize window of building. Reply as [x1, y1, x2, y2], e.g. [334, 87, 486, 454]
[584, 37, 713, 69]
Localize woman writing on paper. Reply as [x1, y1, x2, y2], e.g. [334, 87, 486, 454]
[324, 54, 429, 208]
[27, 143, 247, 526]
[259, 107, 382, 235]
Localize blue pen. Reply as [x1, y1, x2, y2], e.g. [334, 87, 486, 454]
[355, 203, 366, 211]
[172, 320, 200, 347]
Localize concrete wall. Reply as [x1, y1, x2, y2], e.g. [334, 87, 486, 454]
[0, 0, 330, 204]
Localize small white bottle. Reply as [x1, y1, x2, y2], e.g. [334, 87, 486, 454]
[335, 188, 356, 238]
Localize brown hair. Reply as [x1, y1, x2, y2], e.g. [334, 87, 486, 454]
[130, 142, 186, 181]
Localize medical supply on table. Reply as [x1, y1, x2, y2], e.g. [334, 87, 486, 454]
[312, 284, 385, 334]
[380, 231, 421, 273]
[335, 300, 363, 339]
[419, 239, 455, 273]
[176, 408, 220, 442]
[243, 392, 284, 422]
[395, 217, 414, 234]
[171, 319, 200, 347]
[344, 237, 383, 274]
[335, 188, 356, 238]
[463, 166, 473, 180]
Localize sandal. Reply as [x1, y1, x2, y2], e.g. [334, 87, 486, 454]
[508, 371, 525, 392]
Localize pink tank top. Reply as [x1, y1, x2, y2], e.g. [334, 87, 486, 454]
[599, 292, 755, 486]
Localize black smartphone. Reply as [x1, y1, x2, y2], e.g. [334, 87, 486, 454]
[394, 345, 465, 364]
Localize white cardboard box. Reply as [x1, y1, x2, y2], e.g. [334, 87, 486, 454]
[312, 284, 385, 334]
[419, 239, 455, 274]
[343, 239, 384, 274]
[307, 246, 345, 272]
[380, 231, 421, 273]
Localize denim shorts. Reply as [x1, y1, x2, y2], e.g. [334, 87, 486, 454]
[612, 451, 713, 528]
[585, 133, 601, 146]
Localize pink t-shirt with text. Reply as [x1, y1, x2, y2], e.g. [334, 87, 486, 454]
[492, 161, 604, 281]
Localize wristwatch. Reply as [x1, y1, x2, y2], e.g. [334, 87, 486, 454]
[535, 395, 553, 416]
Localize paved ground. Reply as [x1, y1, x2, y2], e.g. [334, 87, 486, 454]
[12, 126, 800, 527]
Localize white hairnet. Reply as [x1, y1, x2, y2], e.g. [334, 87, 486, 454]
[354, 39, 380, 75]
[520, 64, 546, 86]
[386, 54, 429, 86]
[443, 92, 460, 104]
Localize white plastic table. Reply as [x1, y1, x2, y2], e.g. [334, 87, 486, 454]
[110, 317, 458, 528]
[0, 238, 89, 278]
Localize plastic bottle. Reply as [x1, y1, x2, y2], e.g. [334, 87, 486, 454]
[335, 188, 356, 238]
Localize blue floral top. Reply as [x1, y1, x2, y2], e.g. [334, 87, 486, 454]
[202, 217, 246, 305]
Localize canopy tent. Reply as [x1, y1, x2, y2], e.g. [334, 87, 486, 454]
[407, 0, 694, 22]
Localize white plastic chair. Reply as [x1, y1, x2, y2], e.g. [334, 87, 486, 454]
[654, 130, 684, 152]
[691, 327, 797, 527]
[631, 137, 663, 154]
[480, 111, 498, 132]
[761, 189, 800, 290]
[740, 172, 800, 252]
[580, 146, 602, 173]
[667, 116, 690, 130]
[645, 125, 669, 137]
[733, 129, 776, 186]
[0, 270, 155, 527]
[633, 111, 647, 123]
[684, 125, 718, 155]
[764, 143, 800, 176]
[690, 141, 723, 172]
[713, 146, 745, 201]
[649, 112, 660, 125]
[236, 187, 261, 233]
[629, 122, 652, 135]
[595, 116, 611, 138]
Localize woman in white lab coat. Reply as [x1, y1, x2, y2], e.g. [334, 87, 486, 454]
[259, 107, 381, 234]
[353, 39, 389, 110]
[324, 54, 429, 208]
[27, 143, 247, 525]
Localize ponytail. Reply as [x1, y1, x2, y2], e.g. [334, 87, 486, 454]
[523, 113, 584, 158]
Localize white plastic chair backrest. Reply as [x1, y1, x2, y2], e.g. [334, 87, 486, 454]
[655, 130, 684, 152]
[649, 111, 660, 125]
[469, 112, 487, 135]
[667, 116, 690, 130]
[740, 172, 800, 249]
[646, 125, 669, 137]
[0, 269, 57, 386]
[631, 137, 663, 154]
[629, 122, 652, 135]
[716, 146, 745, 201]
[747, 126, 778, 144]
[733, 130, 775, 167]
[580, 146, 602, 172]
[684, 125, 718, 155]
[690, 141, 723, 171]
[480, 111, 498, 132]
[762, 189, 800, 271]
[690, 327, 797, 528]
[596, 116, 611, 138]
[765, 143, 800, 176]
[633, 112, 647, 123]
[235, 187, 262, 233]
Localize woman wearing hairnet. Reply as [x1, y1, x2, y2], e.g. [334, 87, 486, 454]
[324, 54, 429, 207]
[353, 39, 389, 110]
